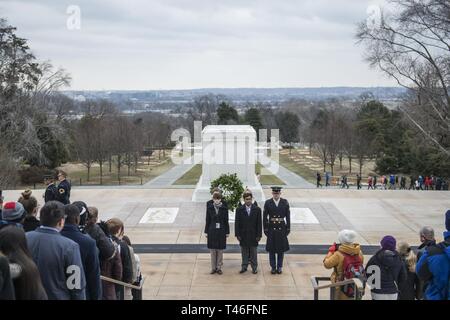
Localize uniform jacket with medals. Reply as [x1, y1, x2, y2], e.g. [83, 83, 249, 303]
[263, 198, 290, 253]
[56, 179, 71, 205]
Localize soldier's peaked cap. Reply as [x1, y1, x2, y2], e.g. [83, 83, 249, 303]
[271, 186, 282, 192]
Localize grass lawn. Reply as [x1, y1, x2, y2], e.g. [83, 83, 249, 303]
[173, 164, 202, 185]
[173, 163, 285, 185]
[255, 163, 285, 185]
[55, 153, 175, 187]
[278, 152, 317, 184]
[278, 148, 379, 185]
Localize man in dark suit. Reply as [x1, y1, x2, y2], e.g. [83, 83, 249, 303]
[235, 191, 262, 274]
[263, 186, 290, 274]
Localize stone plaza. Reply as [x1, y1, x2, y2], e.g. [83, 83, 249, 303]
[3, 187, 449, 299]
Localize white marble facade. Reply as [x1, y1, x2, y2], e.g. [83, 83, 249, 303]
[192, 125, 264, 203]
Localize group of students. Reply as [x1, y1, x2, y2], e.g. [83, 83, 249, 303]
[363, 174, 448, 191]
[323, 210, 450, 300]
[0, 190, 142, 300]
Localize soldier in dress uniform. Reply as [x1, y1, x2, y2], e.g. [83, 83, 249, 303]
[263, 186, 290, 274]
[55, 170, 71, 205]
[43, 174, 57, 203]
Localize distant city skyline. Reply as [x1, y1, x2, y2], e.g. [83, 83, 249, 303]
[1, 0, 397, 90]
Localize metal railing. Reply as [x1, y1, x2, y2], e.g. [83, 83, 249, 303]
[100, 275, 146, 291]
[311, 276, 364, 300]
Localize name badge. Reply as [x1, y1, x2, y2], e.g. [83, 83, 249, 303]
[216, 223, 220, 229]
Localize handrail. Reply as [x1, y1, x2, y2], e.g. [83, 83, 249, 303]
[100, 275, 146, 290]
[311, 276, 364, 300]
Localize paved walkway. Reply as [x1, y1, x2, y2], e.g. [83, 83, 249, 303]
[258, 153, 315, 188]
[143, 156, 196, 188]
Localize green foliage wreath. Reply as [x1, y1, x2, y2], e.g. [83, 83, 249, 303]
[210, 173, 244, 212]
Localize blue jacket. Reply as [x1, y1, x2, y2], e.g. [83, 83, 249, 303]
[26, 227, 86, 300]
[61, 224, 102, 300]
[416, 231, 450, 300]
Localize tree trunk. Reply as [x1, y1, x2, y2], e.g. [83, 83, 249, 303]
[99, 160, 103, 185]
[87, 163, 90, 182]
[348, 156, 352, 173]
[359, 159, 363, 176]
[158, 149, 161, 160]
[109, 155, 112, 173]
[134, 153, 138, 173]
[331, 163, 334, 176]
[117, 155, 121, 183]
[127, 154, 131, 176]
[339, 155, 343, 170]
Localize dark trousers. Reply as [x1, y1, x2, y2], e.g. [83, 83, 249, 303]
[241, 246, 258, 270]
[269, 252, 284, 270]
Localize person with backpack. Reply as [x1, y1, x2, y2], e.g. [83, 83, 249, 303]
[323, 229, 365, 300]
[316, 172, 322, 188]
[365, 235, 407, 300]
[416, 210, 450, 300]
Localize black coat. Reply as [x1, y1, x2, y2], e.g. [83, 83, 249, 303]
[55, 179, 71, 205]
[263, 198, 290, 253]
[44, 183, 57, 203]
[398, 261, 420, 300]
[0, 254, 14, 300]
[235, 203, 262, 248]
[366, 249, 407, 295]
[204, 202, 230, 250]
[23, 216, 41, 232]
[85, 223, 116, 262]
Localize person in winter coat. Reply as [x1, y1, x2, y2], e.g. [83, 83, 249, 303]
[85, 207, 115, 262]
[416, 210, 450, 300]
[366, 235, 407, 300]
[0, 226, 47, 300]
[415, 226, 436, 299]
[323, 229, 364, 300]
[204, 191, 230, 275]
[397, 241, 420, 300]
[26, 201, 86, 300]
[235, 191, 262, 274]
[98, 221, 122, 300]
[0, 253, 14, 300]
[60, 204, 102, 300]
[107, 218, 133, 300]
[17, 190, 41, 232]
[122, 235, 142, 300]
[0, 202, 26, 231]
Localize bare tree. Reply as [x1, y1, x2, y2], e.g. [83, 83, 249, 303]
[356, 0, 450, 156]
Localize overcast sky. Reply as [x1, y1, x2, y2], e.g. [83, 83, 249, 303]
[0, 0, 397, 90]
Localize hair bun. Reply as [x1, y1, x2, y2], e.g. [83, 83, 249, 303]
[21, 189, 32, 199]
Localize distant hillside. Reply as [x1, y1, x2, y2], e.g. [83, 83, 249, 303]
[63, 87, 407, 111]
